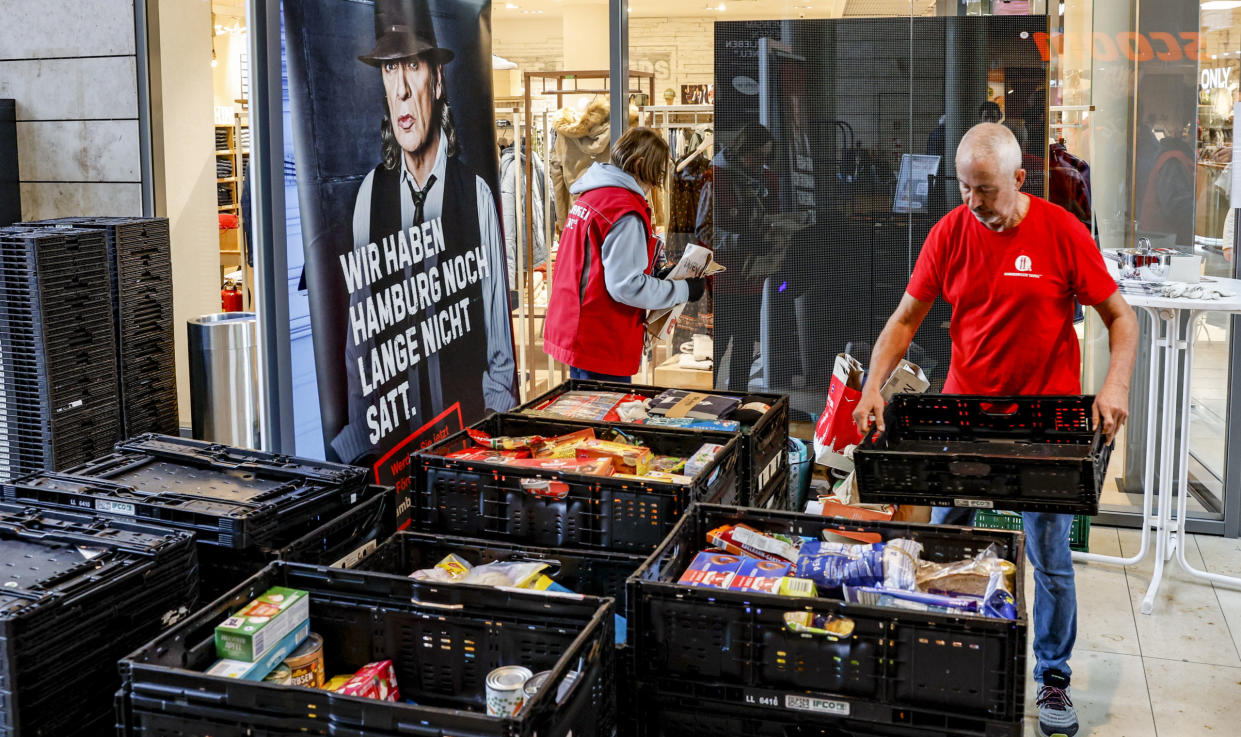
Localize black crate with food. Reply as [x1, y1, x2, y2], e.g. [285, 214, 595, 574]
[853, 394, 1109, 514]
[626, 503, 1027, 737]
[0, 503, 197, 737]
[518, 379, 789, 507]
[118, 561, 614, 737]
[412, 413, 741, 553]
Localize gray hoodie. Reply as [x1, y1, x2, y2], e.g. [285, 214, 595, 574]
[569, 163, 689, 310]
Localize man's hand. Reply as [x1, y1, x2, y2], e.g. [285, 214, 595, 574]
[1093, 382, 1129, 441]
[853, 389, 887, 437]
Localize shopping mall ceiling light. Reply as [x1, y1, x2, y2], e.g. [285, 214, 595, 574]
[705, 3, 726, 10]
[1201, 1, 1241, 9]
[505, 2, 518, 8]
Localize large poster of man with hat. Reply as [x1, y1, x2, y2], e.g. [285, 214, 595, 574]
[285, 0, 516, 508]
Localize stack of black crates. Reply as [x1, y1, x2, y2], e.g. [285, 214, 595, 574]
[2, 434, 373, 600]
[0, 226, 122, 478]
[24, 216, 178, 437]
[0, 503, 198, 736]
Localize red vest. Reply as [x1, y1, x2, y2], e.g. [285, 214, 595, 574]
[544, 186, 657, 376]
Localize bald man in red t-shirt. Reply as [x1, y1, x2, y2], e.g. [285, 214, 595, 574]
[854, 123, 1137, 737]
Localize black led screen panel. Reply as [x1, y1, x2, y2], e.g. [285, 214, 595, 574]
[712, 16, 1048, 420]
[0, 100, 18, 227]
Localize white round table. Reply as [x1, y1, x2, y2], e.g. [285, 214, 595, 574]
[1073, 277, 1241, 614]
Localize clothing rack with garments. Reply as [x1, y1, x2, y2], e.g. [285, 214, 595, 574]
[642, 104, 716, 379]
[493, 100, 558, 399]
[516, 71, 657, 390]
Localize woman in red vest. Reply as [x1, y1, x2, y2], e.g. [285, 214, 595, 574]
[544, 127, 705, 382]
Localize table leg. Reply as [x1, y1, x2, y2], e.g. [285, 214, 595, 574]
[1142, 308, 1180, 615]
[1171, 310, 1241, 591]
[1074, 304, 1162, 568]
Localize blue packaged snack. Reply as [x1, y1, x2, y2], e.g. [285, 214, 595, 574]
[795, 541, 885, 589]
[983, 570, 1018, 620]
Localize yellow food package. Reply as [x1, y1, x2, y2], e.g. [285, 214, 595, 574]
[777, 577, 819, 598]
[575, 439, 653, 475]
[323, 675, 352, 691]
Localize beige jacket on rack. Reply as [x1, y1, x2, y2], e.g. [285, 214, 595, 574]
[549, 98, 664, 232]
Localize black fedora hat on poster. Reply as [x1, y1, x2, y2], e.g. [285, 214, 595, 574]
[359, 0, 455, 67]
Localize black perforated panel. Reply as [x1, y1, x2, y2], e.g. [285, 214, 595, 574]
[712, 16, 1048, 419]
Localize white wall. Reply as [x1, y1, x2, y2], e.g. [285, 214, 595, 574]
[493, 15, 717, 99]
[151, 0, 220, 427]
[0, 0, 143, 218]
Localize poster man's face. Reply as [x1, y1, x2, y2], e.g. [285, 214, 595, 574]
[382, 56, 442, 156]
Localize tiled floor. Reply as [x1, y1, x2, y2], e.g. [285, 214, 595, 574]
[1019, 525, 1241, 737]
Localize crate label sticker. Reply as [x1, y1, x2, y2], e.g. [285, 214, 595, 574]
[331, 540, 378, 569]
[743, 689, 851, 717]
[954, 498, 994, 509]
[760, 453, 783, 485]
[785, 694, 851, 717]
[96, 499, 136, 516]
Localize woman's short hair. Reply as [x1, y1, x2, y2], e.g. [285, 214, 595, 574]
[611, 127, 670, 188]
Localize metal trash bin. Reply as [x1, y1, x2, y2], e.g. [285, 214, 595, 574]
[187, 313, 259, 449]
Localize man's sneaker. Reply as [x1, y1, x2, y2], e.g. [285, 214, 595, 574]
[1037, 671, 1078, 737]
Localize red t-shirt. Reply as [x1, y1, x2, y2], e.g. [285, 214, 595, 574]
[906, 196, 1117, 395]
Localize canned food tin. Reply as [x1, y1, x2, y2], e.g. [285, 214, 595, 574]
[523, 670, 552, 701]
[486, 665, 533, 717]
[262, 664, 292, 685]
[282, 633, 325, 688]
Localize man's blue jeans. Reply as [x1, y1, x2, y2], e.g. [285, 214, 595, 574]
[568, 366, 632, 383]
[931, 507, 1076, 683]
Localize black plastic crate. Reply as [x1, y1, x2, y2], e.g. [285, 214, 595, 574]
[753, 462, 792, 511]
[3, 434, 369, 549]
[631, 686, 1009, 737]
[853, 395, 1109, 514]
[519, 379, 790, 507]
[120, 561, 615, 737]
[278, 485, 398, 568]
[627, 503, 1027, 737]
[0, 503, 197, 737]
[415, 413, 741, 553]
[193, 485, 389, 601]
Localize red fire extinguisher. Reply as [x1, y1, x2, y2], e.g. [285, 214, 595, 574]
[221, 279, 243, 312]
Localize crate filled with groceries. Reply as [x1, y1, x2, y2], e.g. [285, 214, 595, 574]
[627, 503, 1028, 737]
[119, 561, 615, 737]
[0, 503, 197, 737]
[519, 380, 790, 508]
[3, 433, 375, 598]
[854, 394, 1110, 514]
[412, 413, 741, 553]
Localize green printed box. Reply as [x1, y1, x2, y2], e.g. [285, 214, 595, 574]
[214, 586, 310, 662]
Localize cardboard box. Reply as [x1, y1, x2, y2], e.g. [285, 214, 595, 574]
[727, 558, 792, 591]
[206, 620, 311, 681]
[880, 359, 929, 402]
[678, 552, 744, 588]
[215, 587, 310, 662]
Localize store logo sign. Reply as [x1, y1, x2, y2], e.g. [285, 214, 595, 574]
[1028, 31, 1200, 63]
[1201, 67, 1234, 91]
[1015, 255, 1032, 272]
